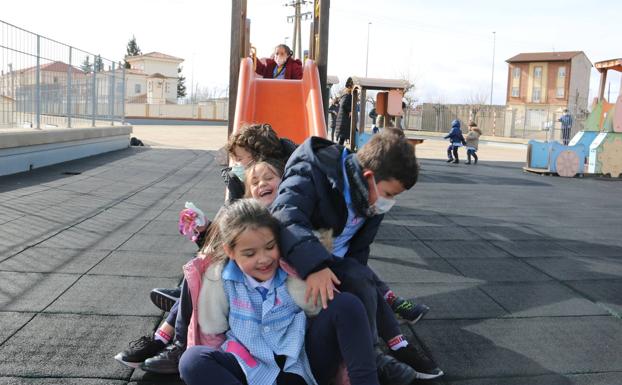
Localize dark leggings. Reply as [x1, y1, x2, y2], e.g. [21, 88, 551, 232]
[330, 258, 402, 344]
[179, 293, 379, 385]
[447, 144, 459, 160]
[467, 148, 478, 162]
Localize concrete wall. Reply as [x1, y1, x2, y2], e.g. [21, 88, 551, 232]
[125, 99, 228, 120]
[0, 125, 132, 176]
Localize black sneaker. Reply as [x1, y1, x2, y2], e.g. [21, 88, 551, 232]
[150, 287, 181, 312]
[391, 298, 430, 324]
[391, 344, 444, 380]
[376, 349, 417, 385]
[446, 158, 454, 163]
[452, 160, 459, 164]
[141, 342, 185, 374]
[114, 336, 166, 368]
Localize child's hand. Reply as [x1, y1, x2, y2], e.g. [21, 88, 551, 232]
[305, 267, 341, 309]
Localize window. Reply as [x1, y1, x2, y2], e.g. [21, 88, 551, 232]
[511, 87, 519, 97]
[556, 87, 565, 98]
[534, 66, 542, 79]
[532, 87, 541, 103]
[558, 67, 566, 78]
[53, 76, 58, 84]
[513, 67, 521, 79]
[135, 84, 141, 94]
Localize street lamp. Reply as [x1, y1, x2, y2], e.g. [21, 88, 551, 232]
[489, 31, 496, 105]
[365, 22, 372, 77]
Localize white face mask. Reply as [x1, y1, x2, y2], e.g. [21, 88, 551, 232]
[275, 55, 287, 66]
[369, 177, 396, 215]
[231, 163, 246, 182]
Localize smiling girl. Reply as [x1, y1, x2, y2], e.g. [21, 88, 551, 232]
[179, 199, 381, 385]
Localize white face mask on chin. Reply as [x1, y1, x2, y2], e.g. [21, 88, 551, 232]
[368, 177, 396, 215]
[275, 56, 287, 66]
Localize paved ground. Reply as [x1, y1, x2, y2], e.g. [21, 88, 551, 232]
[1, 126, 621, 384]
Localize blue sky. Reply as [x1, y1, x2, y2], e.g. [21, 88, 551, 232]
[2, 0, 621, 104]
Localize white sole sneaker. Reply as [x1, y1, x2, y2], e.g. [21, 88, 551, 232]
[114, 353, 142, 369]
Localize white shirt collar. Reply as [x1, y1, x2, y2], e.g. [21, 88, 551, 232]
[243, 272, 273, 291]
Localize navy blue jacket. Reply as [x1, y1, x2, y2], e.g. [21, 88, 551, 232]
[444, 120, 466, 144]
[271, 137, 383, 278]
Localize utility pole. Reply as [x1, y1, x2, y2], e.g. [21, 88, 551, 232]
[365, 22, 371, 77]
[490, 31, 496, 105]
[286, 0, 312, 59]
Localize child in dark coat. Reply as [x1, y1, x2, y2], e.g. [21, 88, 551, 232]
[271, 128, 443, 383]
[444, 119, 466, 164]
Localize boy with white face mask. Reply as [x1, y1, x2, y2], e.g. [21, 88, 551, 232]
[271, 128, 443, 383]
[254, 44, 303, 80]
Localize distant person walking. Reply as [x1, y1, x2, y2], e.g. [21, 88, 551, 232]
[558, 109, 573, 145]
[464, 121, 482, 165]
[369, 107, 378, 133]
[335, 77, 354, 145]
[328, 98, 339, 142]
[444, 119, 466, 164]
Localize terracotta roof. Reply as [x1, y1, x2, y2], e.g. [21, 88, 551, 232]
[17, 61, 85, 75]
[126, 51, 184, 62]
[506, 51, 584, 63]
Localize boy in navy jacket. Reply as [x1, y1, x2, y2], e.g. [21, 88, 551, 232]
[444, 119, 466, 164]
[271, 128, 443, 382]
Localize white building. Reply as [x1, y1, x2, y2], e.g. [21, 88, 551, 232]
[124, 52, 183, 105]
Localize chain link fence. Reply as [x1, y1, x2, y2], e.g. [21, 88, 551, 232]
[1, 20, 124, 129]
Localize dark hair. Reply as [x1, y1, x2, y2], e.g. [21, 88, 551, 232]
[220, 199, 280, 253]
[202, 199, 281, 264]
[345, 77, 354, 89]
[274, 44, 293, 57]
[356, 127, 418, 189]
[227, 123, 284, 161]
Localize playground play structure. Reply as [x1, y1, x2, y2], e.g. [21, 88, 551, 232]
[525, 58, 622, 178]
[228, 0, 410, 151]
[227, 0, 330, 145]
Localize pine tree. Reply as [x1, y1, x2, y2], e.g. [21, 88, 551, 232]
[80, 56, 92, 73]
[125, 35, 142, 69]
[94, 55, 104, 72]
[177, 66, 187, 98]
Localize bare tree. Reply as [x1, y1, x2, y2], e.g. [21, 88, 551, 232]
[398, 72, 418, 109]
[465, 90, 488, 123]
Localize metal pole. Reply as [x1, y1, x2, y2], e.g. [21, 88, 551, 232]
[349, 87, 359, 151]
[91, 55, 97, 127]
[365, 22, 371, 77]
[67, 47, 72, 127]
[35, 35, 41, 129]
[110, 62, 115, 125]
[121, 64, 126, 124]
[489, 31, 496, 105]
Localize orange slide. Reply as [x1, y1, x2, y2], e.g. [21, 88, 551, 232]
[232, 57, 327, 144]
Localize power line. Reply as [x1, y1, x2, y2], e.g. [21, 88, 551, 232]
[284, 0, 312, 59]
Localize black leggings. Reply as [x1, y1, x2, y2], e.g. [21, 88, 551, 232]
[447, 144, 459, 160]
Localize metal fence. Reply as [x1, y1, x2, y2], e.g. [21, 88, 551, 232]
[402, 99, 588, 141]
[1, 20, 124, 129]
